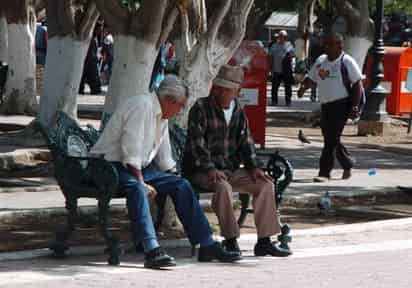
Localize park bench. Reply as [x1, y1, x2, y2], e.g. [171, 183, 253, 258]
[168, 123, 294, 246]
[38, 111, 126, 265]
[39, 111, 293, 265]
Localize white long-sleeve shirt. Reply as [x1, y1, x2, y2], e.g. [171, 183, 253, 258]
[90, 94, 176, 171]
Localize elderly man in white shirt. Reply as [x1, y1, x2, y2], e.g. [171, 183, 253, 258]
[91, 75, 241, 269]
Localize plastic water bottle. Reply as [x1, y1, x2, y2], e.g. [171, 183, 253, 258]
[368, 168, 377, 176]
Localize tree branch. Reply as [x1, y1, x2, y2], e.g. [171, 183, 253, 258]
[297, 0, 316, 36]
[200, 0, 207, 33]
[190, 0, 207, 35]
[62, 0, 75, 32]
[34, 0, 46, 14]
[157, 6, 179, 48]
[334, 0, 359, 21]
[137, 0, 169, 43]
[46, 0, 74, 37]
[207, 0, 232, 44]
[78, 1, 99, 40]
[220, 0, 254, 61]
[94, 0, 129, 34]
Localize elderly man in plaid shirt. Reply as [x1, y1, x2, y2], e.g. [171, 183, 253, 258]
[183, 64, 291, 257]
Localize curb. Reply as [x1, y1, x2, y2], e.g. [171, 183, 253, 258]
[0, 150, 49, 170]
[0, 204, 127, 225]
[0, 185, 58, 194]
[282, 189, 412, 208]
[2, 217, 411, 262]
[356, 143, 412, 156]
[1, 189, 411, 224]
[0, 239, 191, 262]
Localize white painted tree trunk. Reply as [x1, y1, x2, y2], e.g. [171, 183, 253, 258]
[0, 16, 7, 61]
[103, 35, 157, 114]
[2, 23, 36, 114]
[38, 37, 89, 126]
[176, 41, 226, 127]
[344, 36, 372, 70]
[295, 38, 307, 62]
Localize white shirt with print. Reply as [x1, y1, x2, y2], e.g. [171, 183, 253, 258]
[308, 52, 362, 104]
[90, 94, 175, 171]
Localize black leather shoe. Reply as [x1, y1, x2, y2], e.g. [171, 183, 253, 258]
[198, 241, 242, 263]
[222, 238, 241, 255]
[144, 247, 176, 269]
[254, 241, 292, 257]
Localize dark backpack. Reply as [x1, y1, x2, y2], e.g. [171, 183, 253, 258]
[340, 54, 366, 113]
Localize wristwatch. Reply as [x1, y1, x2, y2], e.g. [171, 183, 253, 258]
[352, 106, 359, 112]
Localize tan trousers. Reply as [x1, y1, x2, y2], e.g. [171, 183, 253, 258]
[191, 168, 281, 239]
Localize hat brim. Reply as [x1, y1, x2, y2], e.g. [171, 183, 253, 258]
[213, 77, 241, 89]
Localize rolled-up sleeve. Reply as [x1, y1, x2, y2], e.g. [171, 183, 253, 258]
[121, 104, 147, 170]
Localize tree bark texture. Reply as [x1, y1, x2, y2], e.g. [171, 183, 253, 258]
[296, 0, 316, 62]
[95, 0, 178, 115]
[0, 1, 37, 115]
[176, 0, 253, 127]
[38, 0, 99, 126]
[334, 0, 374, 67]
[0, 13, 7, 62]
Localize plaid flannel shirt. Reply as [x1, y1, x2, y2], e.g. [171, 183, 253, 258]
[183, 96, 258, 177]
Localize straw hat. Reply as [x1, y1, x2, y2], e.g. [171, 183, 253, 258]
[213, 64, 244, 89]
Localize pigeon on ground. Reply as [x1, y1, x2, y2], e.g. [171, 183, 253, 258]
[318, 191, 332, 216]
[298, 129, 311, 144]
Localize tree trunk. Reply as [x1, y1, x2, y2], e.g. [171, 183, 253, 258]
[175, 0, 253, 127]
[178, 38, 227, 119]
[96, 0, 177, 116]
[103, 36, 157, 114]
[1, 22, 36, 114]
[0, 1, 37, 115]
[334, 0, 373, 68]
[344, 36, 372, 69]
[38, 37, 89, 125]
[295, 0, 316, 62]
[0, 15, 7, 61]
[38, 0, 99, 126]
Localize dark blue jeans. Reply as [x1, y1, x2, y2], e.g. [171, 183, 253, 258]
[113, 163, 213, 247]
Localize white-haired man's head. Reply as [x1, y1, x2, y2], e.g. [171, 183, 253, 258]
[156, 74, 188, 119]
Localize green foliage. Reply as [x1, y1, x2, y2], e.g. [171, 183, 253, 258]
[382, 0, 412, 15]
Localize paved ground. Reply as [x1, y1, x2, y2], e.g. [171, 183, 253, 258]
[1, 218, 412, 287]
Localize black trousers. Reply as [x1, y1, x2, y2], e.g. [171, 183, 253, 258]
[319, 97, 354, 177]
[79, 60, 102, 94]
[271, 72, 292, 105]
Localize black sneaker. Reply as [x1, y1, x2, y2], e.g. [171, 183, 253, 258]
[222, 238, 241, 255]
[144, 247, 176, 269]
[198, 241, 242, 263]
[254, 241, 292, 257]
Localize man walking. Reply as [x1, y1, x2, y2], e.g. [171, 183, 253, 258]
[269, 30, 295, 106]
[91, 75, 241, 269]
[183, 65, 292, 258]
[298, 32, 363, 182]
